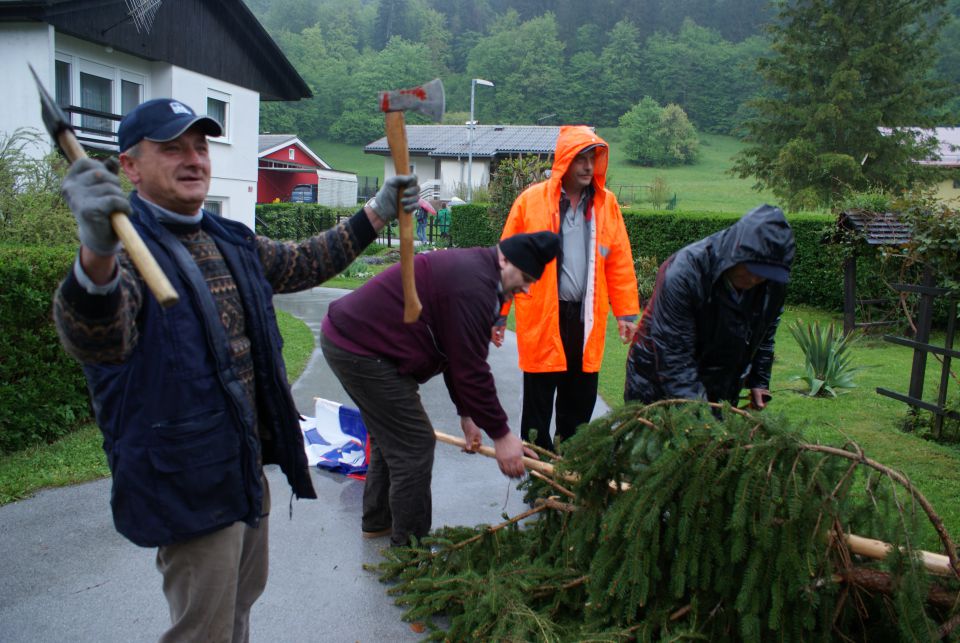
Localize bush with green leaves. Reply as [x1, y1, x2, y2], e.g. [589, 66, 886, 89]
[619, 97, 699, 166]
[0, 244, 89, 453]
[254, 202, 357, 240]
[486, 155, 550, 233]
[789, 319, 859, 397]
[0, 128, 75, 245]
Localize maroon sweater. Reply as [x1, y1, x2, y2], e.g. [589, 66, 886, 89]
[322, 247, 509, 438]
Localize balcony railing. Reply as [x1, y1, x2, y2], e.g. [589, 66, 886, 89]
[61, 105, 123, 152]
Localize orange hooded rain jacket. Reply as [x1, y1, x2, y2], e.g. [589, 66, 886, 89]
[500, 126, 640, 373]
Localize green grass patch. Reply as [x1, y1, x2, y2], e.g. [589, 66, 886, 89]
[304, 137, 386, 177]
[0, 309, 316, 506]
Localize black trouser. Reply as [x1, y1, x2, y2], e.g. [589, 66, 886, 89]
[321, 334, 434, 547]
[520, 300, 598, 452]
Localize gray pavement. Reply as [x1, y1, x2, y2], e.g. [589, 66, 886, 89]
[0, 287, 608, 642]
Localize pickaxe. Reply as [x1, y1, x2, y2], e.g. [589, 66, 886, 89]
[378, 78, 444, 323]
[28, 64, 179, 308]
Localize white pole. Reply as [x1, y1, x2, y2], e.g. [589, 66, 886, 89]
[467, 79, 475, 202]
[467, 78, 494, 203]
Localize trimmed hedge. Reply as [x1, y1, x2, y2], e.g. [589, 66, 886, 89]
[255, 203, 358, 240]
[622, 210, 845, 309]
[0, 244, 89, 454]
[450, 205, 848, 310]
[449, 204, 500, 249]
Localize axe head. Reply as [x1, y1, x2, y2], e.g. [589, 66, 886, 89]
[379, 78, 445, 122]
[28, 63, 74, 153]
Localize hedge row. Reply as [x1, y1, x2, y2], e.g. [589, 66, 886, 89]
[449, 205, 854, 310]
[0, 245, 89, 454]
[255, 203, 358, 241]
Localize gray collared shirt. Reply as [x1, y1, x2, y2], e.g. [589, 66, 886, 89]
[558, 187, 590, 303]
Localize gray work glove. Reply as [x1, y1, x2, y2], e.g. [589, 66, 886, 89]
[369, 174, 419, 224]
[61, 157, 130, 256]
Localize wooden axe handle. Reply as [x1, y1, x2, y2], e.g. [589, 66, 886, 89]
[433, 430, 564, 479]
[57, 131, 179, 308]
[384, 111, 421, 323]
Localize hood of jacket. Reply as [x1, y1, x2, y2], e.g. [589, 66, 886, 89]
[548, 125, 609, 201]
[692, 204, 796, 285]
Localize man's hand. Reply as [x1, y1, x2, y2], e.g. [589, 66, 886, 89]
[492, 432, 527, 478]
[61, 157, 129, 256]
[617, 319, 638, 344]
[749, 388, 772, 410]
[491, 322, 506, 347]
[367, 174, 419, 224]
[460, 416, 483, 453]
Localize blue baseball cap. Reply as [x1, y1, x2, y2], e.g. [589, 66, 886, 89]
[118, 98, 222, 152]
[744, 261, 790, 283]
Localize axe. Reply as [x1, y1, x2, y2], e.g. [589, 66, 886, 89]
[378, 78, 444, 323]
[28, 64, 179, 308]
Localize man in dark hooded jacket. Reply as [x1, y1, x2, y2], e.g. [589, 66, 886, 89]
[624, 204, 795, 407]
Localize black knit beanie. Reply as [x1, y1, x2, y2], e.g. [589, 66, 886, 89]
[499, 231, 561, 279]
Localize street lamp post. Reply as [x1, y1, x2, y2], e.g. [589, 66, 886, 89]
[467, 78, 494, 202]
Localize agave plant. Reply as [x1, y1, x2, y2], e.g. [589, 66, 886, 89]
[789, 319, 859, 397]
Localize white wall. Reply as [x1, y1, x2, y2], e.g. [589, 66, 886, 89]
[381, 153, 495, 201]
[0, 23, 55, 158]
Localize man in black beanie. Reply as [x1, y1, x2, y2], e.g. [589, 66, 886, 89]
[320, 232, 560, 546]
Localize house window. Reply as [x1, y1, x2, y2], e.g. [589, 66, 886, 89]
[204, 199, 223, 215]
[80, 71, 112, 134]
[55, 60, 71, 107]
[120, 79, 141, 115]
[288, 148, 296, 161]
[206, 90, 230, 140]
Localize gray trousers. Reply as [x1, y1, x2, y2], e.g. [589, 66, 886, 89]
[156, 476, 270, 643]
[321, 333, 435, 546]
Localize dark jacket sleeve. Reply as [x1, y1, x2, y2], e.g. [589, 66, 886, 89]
[745, 302, 783, 390]
[434, 283, 510, 439]
[647, 264, 709, 401]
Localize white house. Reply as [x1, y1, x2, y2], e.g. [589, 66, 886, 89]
[917, 127, 960, 203]
[364, 125, 560, 201]
[0, 0, 310, 229]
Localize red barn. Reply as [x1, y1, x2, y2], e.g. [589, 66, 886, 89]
[258, 135, 358, 206]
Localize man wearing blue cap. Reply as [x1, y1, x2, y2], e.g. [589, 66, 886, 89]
[624, 204, 795, 409]
[53, 98, 419, 642]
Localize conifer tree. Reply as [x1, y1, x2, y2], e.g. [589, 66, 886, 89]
[733, 0, 950, 211]
[373, 401, 960, 641]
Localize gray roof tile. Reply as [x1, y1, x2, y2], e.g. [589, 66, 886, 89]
[365, 125, 560, 158]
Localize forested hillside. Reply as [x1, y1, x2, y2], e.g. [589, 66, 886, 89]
[248, 0, 960, 147]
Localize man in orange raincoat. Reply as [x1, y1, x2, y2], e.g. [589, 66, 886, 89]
[493, 126, 640, 452]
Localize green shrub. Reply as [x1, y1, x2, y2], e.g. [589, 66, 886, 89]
[622, 209, 845, 309]
[255, 203, 357, 240]
[0, 244, 89, 453]
[788, 320, 859, 397]
[449, 204, 500, 248]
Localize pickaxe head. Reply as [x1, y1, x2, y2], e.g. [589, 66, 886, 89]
[378, 78, 445, 122]
[28, 63, 74, 157]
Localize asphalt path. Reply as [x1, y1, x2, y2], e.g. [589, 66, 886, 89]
[0, 286, 608, 642]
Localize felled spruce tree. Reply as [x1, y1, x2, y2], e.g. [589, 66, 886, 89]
[372, 401, 960, 641]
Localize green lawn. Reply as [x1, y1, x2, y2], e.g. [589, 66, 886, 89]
[596, 306, 960, 546]
[0, 309, 315, 506]
[598, 130, 780, 213]
[306, 130, 783, 214]
[304, 136, 386, 178]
